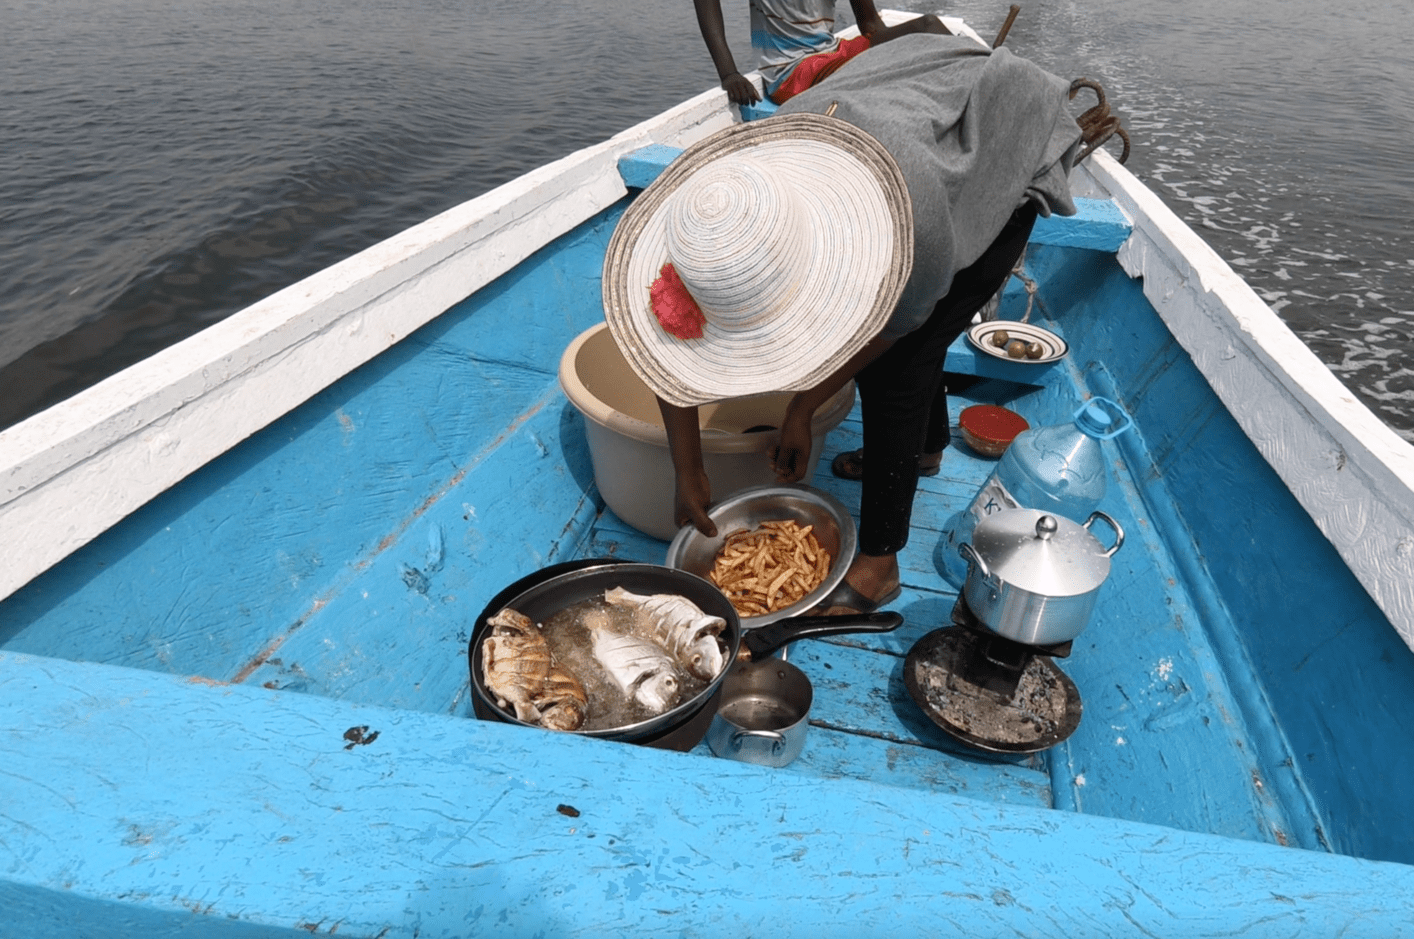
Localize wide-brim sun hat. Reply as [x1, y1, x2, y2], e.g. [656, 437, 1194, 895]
[602, 113, 914, 408]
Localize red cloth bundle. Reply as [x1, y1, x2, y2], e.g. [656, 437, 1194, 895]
[649, 263, 706, 340]
[769, 35, 872, 105]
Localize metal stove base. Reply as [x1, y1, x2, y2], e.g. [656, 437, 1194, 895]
[903, 625, 1083, 754]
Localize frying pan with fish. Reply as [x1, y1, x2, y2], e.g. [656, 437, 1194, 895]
[468, 560, 901, 751]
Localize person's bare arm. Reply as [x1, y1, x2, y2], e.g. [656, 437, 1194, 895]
[692, 0, 762, 105]
[657, 397, 718, 536]
[773, 334, 894, 482]
[848, 0, 950, 43]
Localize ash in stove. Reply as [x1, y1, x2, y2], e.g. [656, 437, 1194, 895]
[904, 626, 1082, 754]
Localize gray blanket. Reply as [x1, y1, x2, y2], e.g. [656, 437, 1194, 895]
[779, 34, 1082, 338]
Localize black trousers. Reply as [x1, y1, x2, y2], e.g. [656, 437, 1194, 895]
[856, 203, 1039, 556]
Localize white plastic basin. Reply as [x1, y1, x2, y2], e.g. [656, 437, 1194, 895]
[559, 323, 855, 540]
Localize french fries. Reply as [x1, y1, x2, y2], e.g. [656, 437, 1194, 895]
[708, 519, 832, 616]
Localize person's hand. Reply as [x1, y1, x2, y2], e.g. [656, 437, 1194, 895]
[721, 72, 761, 106]
[771, 397, 815, 483]
[674, 467, 718, 537]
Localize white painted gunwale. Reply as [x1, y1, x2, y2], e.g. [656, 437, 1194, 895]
[2, 13, 1411, 652]
[0, 90, 737, 603]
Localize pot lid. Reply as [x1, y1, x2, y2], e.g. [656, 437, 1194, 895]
[968, 509, 1112, 596]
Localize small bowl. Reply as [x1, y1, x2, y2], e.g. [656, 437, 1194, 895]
[959, 405, 1029, 458]
[663, 483, 857, 628]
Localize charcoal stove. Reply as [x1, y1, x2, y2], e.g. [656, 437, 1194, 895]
[902, 593, 1083, 753]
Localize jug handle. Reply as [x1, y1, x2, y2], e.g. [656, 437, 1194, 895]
[1083, 511, 1125, 557]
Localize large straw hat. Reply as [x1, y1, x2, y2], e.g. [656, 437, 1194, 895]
[602, 113, 913, 408]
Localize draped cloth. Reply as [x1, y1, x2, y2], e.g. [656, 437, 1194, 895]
[778, 34, 1083, 340]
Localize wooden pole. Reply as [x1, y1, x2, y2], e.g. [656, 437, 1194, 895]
[993, 4, 1021, 47]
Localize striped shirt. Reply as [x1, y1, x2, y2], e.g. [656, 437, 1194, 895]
[750, 0, 841, 94]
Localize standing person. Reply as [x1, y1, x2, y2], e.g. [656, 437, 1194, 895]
[692, 0, 949, 106]
[602, 34, 1085, 613]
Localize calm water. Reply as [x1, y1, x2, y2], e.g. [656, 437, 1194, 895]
[3, 0, 1412, 439]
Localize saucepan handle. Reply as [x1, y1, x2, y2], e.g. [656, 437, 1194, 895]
[732, 729, 788, 755]
[743, 611, 903, 660]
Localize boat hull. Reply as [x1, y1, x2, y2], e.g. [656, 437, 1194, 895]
[2, 17, 1414, 934]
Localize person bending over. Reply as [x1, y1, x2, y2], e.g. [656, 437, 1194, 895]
[603, 34, 1090, 613]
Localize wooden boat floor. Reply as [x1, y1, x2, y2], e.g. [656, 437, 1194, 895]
[578, 378, 1291, 846]
[0, 368, 1297, 846]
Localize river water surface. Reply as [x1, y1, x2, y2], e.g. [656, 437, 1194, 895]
[3, 0, 1411, 439]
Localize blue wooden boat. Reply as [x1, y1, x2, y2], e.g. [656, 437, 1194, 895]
[3, 18, 1414, 937]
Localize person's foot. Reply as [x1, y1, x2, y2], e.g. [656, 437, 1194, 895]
[830, 449, 942, 481]
[817, 552, 901, 614]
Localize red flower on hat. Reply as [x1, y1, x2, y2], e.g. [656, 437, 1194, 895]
[649, 263, 706, 340]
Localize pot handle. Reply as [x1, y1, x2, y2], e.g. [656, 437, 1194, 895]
[743, 611, 903, 660]
[732, 729, 788, 755]
[959, 541, 992, 581]
[1083, 511, 1125, 557]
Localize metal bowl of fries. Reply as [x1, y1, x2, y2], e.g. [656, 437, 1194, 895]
[664, 483, 858, 628]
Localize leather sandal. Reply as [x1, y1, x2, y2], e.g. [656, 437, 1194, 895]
[814, 579, 903, 615]
[830, 448, 941, 481]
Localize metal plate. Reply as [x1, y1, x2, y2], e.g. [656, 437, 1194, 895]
[663, 483, 857, 628]
[966, 321, 1068, 364]
[904, 627, 1082, 754]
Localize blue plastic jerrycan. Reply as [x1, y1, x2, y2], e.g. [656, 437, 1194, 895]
[939, 397, 1132, 587]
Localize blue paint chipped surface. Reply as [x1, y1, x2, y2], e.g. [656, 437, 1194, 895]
[616, 144, 685, 189]
[1030, 197, 1132, 251]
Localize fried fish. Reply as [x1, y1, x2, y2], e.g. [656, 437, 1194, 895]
[603, 586, 725, 681]
[482, 607, 588, 730]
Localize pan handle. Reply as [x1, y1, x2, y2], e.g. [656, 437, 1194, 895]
[743, 611, 903, 660]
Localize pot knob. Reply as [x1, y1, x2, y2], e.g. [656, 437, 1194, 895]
[1035, 515, 1059, 541]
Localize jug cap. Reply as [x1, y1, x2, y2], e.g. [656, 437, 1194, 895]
[1073, 397, 1132, 440]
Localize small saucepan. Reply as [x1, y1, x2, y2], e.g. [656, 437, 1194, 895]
[468, 560, 901, 751]
[706, 655, 813, 767]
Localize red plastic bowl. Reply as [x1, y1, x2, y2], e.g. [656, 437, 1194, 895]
[959, 405, 1029, 458]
